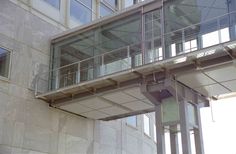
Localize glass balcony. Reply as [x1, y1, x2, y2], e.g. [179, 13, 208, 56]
[35, 0, 236, 96]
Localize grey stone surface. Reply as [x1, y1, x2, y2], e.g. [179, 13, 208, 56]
[0, 0, 157, 154]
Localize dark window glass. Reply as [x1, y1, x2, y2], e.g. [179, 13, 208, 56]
[0, 47, 10, 78]
[100, 3, 114, 17]
[43, 0, 60, 9]
[70, 0, 92, 24]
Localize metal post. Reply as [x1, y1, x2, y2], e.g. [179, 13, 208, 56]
[179, 100, 192, 154]
[194, 105, 205, 154]
[77, 62, 80, 84]
[155, 105, 166, 154]
[170, 125, 179, 154]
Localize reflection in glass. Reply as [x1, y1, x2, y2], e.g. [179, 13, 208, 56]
[103, 0, 117, 8]
[123, 0, 135, 8]
[70, 0, 92, 24]
[126, 116, 137, 127]
[144, 9, 162, 64]
[50, 13, 141, 90]
[144, 114, 150, 136]
[100, 3, 114, 17]
[43, 0, 60, 9]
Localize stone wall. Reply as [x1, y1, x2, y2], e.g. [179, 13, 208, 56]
[0, 0, 156, 154]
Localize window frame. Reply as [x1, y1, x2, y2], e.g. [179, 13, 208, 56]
[0, 45, 12, 81]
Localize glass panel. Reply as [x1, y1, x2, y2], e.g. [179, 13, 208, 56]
[143, 114, 150, 136]
[162, 97, 180, 123]
[126, 116, 137, 127]
[70, 0, 92, 24]
[144, 9, 162, 64]
[43, 0, 60, 9]
[164, 0, 232, 33]
[100, 3, 114, 17]
[187, 103, 197, 126]
[123, 0, 135, 8]
[202, 31, 219, 48]
[103, 0, 117, 8]
[0, 47, 10, 78]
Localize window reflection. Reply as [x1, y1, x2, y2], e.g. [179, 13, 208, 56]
[70, 0, 92, 24]
[103, 0, 117, 9]
[123, 0, 136, 8]
[43, 0, 60, 9]
[143, 114, 150, 136]
[126, 116, 137, 127]
[100, 3, 114, 17]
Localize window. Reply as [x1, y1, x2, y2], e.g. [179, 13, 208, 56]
[100, 3, 114, 17]
[126, 116, 137, 128]
[154, 124, 157, 142]
[143, 114, 150, 136]
[123, 0, 136, 8]
[70, 0, 92, 24]
[184, 39, 197, 53]
[43, 0, 60, 9]
[0, 47, 10, 78]
[103, 0, 117, 8]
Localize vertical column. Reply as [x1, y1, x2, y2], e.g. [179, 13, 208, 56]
[155, 105, 165, 154]
[179, 100, 192, 154]
[77, 62, 80, 84]
[194, 105, 205, 154]
[169, 125, 179, 154]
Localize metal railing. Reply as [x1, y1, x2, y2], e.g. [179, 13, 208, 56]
[35, 11, 236, 96]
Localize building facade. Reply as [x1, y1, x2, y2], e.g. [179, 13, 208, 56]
[0, 0, 157, 154]
[1, 0, 236, 154]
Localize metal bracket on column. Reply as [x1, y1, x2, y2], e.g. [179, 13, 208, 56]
[140, 77, 209, 154]
[140, 77, 209, 107]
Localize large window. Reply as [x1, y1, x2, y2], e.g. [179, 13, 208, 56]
[70, 0, 92, 24]
[126, 116, 137, 127]
[144, 9, 162, 64]
[143, 114, 150, 136]
[51, 13, 142, 89]
[43, 0, 60, 9]
[0, 47, 10, 78]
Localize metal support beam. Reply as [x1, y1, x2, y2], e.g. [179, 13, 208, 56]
[194, 105, 205, 154]
[155, 105, 166, 154]
[170, 125, 179, 154]
[179, 100, 192, 154]
[140, 84, 162, 105]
